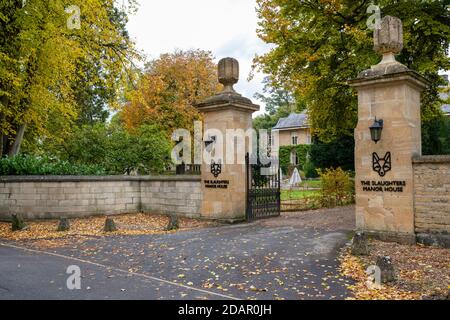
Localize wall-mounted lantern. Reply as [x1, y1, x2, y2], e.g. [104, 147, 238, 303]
[370, 118, 384, 144]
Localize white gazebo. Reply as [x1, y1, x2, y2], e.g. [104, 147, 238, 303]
[288, 168, 302, 188]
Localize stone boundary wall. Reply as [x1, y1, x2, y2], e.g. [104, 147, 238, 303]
[0, 176, 202, 220]
[412, 156, 450, 237]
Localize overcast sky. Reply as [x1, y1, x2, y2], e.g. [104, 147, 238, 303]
[126, 0, 271, 115]
[125, 1, 449, 118]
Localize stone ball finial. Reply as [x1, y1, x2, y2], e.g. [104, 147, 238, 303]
[218, 57, 239, 93]
[374, 16, 403, 56]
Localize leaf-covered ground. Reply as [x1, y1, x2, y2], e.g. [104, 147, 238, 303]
[0, 207, 357, 300]
[4, 207, 445, 300]
[0, 213, 217, 243]
[339, 240, 450, 300]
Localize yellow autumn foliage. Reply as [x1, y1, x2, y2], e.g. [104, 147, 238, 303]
[122, 49, 221, 135]
[0, 0, 140, 154]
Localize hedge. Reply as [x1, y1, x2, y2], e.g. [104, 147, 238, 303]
[0, 155, 106, 176]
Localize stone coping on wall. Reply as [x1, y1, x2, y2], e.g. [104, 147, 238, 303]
[412, 155, 450, 164]
[0, 175, 201, 183]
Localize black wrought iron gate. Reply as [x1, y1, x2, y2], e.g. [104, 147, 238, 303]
[245, 153, 281, 221]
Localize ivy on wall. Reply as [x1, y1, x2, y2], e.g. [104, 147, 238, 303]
[279, 145, 311, 175]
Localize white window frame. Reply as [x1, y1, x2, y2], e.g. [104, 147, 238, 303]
[290, 150, 299, 165]
[291, 132, 298, 146]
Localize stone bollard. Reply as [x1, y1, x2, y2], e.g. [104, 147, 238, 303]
[57, 217, 70, 232]
[376, 256, 396, 283]
[351, 231, 370, 256]
[104, 217, 117, 232]
[166, 215, 179, 231]
[11, 214, 27, 232]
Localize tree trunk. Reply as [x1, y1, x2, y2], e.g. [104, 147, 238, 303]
[0, 135, 9, 158]
[2, 135, 11, 158]
[8, 124, 26, 156]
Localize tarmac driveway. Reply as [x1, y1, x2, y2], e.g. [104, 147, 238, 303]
[0, 206, 355, 300]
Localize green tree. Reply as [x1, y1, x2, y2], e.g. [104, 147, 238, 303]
[105, 124, 173, 175]
[73, 4, 139, 126]
[0, 0, 139, 157]
[59, 121, 172, 175]
[253, 78, 306, 131]
[106, 125, 138, 175]
[132, 124, 172, 174]
[253, 114, 280, 131]
[254, 78, 302, 116]
[254, 0, 450, 144]
[62, 123, 109, 165]
[441, 117, 450, 155]
[423, 115, 450, 155]
[122, 49, 220, 134]
[309, 136, 355, 172]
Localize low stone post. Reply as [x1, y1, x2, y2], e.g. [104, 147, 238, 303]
[376, 256, 396, 283]
[57, 217, 70, 232]
[166, 215, 179, 231]
[351, 231, 370, 256]
[104, 217, 117, 232]
[11, 213, 27, 231]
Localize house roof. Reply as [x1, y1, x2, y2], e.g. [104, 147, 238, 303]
[273, 112, 309, 130]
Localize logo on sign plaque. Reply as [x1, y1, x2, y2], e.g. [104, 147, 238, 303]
[372, 152, 391, 177]
[211, 160, 222, 178]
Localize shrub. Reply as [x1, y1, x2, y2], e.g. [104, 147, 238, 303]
[317, 167, 354, 207]
[0, 155, 106, 176]
[303, 154, 318, 178]
[59, 123, 173, 175]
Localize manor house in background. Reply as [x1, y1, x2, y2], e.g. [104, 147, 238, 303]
[272, 111, 311, 166]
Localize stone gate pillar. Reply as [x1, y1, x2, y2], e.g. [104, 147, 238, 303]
[349, 16, 428, 244]
[195, 58, 259, 222]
